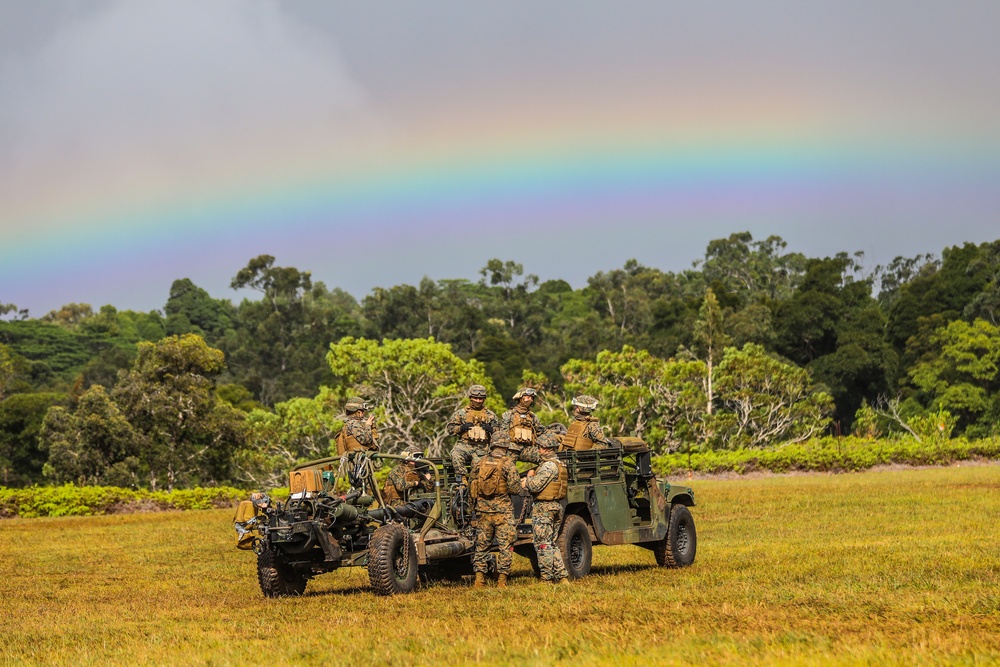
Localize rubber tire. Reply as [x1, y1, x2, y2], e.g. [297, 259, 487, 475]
[557, 514, 592, 580]
[257, 545, 307, 598]
[655, 504, 697, 568]
[368, 524, 418, 596]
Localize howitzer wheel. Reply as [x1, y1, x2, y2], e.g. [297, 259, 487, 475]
[655, 504, 697, 568]
[557, 514, 592, 580]
[368, 524, 418, 595]
[257, 545, 307, 597]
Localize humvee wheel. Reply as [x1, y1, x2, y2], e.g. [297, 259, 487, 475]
[257, 545, 307, 597]
[368, 524, 418, 595]
[655, 504, 697, 568]
[558, 514, 592, 580]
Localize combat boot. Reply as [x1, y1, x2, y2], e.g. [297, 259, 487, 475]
[497, 573, 508, 588]
[473, 572, 486, 589]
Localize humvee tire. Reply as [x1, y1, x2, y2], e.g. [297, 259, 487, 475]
[558, 514, 592, 580]
[655, 504, 696, 568]
[368, 524, 418, 595]
[257, 545, 307, 597]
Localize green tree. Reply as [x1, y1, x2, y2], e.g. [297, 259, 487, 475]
[561, 345, 669, 444]
[0, 392, 66, 485]
[41, 386, 141, 487]
[712, 344, 834, 449]
[327, 337, 499, 456]
[111, 334, 246, 490]
[164, 278, 235, 342]
[692, 288, 731, 415]
[239, 387, 343, 488]
[908, 318, 1000, 435]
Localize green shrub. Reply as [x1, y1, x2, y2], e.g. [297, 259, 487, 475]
[0, 485, 249, 519]
[654, 436, 1000, 476]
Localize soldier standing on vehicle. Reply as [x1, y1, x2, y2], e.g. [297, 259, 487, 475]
[335, 397, 379, 455]
[382, 452, 433, 507]
[521, 433, 570, 584]
[500, 388, 545, 464]
[448, 385, 498, 484]
[561, 395, 615, 451]
[470, 441, 521, 589]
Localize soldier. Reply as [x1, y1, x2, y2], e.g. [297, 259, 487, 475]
[561, 395, 615, 451]
[470, 440, 521, 589]
[448, 385, 499, 484]
[335, 397, 379, 455]
[500, 388, 545, 464]
[521, 434, 570, 584]
[381, 452, 433, 507]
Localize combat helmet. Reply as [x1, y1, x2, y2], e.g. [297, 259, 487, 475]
[468, 384, 488, 399]
[344, 397, 370, 413]
[512, 387, 538, 400]
[571, 395, 599, 413]
[546, 422, 568, 435]
[536, 431, 560, 451]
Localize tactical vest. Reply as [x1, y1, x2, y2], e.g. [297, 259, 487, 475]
[473, 456, 508, 498]
[381, 468, 419, 504]
[562, 417, 597, 451]
[535, 459, 568, 501]
[336, 420, 376, 454]
[509, 411, 536, 445]
[462, 407, 490, 443]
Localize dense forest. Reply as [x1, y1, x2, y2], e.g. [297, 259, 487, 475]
[2, 231, 1000, 490]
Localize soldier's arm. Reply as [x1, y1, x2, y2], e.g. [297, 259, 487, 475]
[446, 408, 466, 436]
[532, 414, 545, 435]
[589, 422, 614, 446]
[350, 422, 375, 447]
[504, 461, 523, 493]
[499, 411, 513, 431]
[523, 461, 557, 493]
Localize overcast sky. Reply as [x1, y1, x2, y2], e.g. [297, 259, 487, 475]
[2, 1, 999, 315]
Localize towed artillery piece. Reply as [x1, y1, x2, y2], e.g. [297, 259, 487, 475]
[234, 441, 696, 597]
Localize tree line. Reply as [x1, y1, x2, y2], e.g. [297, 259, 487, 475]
[2, 231, 999, 489]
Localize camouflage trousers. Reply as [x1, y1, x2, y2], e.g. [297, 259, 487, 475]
[451, 442, 486, 483]
[474, 511, 515, 575]
[531, 501, 568, 582]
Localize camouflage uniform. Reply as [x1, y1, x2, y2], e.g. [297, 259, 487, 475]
[471, 450, 521, 576]
[383, 463, 433, 507]
[340, 414, 378, 451]
[523, 457, 569, 582]
[448, 404, 499, 482]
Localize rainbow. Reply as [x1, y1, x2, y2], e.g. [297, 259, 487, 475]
[2, 123, 999, 314]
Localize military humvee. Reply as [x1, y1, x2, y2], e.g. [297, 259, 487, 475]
[234, 441, 696, 597]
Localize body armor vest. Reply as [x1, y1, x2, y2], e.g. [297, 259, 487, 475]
[474, 456, 508, 497]
[535, 459, 568, 501]
[562, 417, 597, 451]
[509, 411, 536, 445]
[336, 420, 377, 454]
[463, 407, 490, 443]
[382, 469, 420, 504]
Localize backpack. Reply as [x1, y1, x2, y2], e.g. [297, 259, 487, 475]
[475, 457, 506, 498]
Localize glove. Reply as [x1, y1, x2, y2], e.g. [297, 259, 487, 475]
[459, 423, 473, 433]
[483, 423, 494, 435]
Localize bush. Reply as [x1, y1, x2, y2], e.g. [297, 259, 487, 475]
[654, 436, 1000, 476]
[0, 485, 248, 519]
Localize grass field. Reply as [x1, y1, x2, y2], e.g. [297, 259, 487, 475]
[2, 465, 999, 666]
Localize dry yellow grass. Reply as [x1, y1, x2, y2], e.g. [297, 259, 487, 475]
[2, 465, 999, 666]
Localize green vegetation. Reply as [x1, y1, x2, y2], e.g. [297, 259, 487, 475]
[2, 466, 997, 665]
[4, 234, 1000, 490]
[0, 484, 245, 518]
